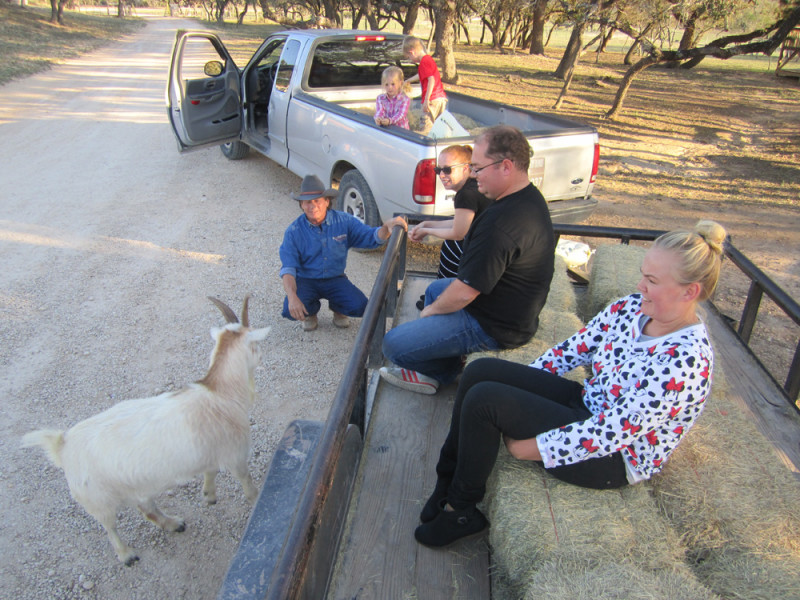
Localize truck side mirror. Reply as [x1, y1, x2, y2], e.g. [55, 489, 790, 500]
[204, 61, 224, 77]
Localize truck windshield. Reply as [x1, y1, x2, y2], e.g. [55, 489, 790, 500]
[308, 39, 417, 88]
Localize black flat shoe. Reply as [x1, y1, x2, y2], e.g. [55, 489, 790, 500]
[414, 504, 488, 547]
[420, 480, 450, 523]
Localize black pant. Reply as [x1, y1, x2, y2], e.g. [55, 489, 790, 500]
[438, 358, 628, 508]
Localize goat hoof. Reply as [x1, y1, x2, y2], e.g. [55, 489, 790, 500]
[123, 554, 140, 567]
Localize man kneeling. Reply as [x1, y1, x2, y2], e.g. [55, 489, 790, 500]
[280, 175, 407, 331]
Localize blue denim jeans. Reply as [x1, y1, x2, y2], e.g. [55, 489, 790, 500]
[382, 278, 500, 385]
[282, 275, 367, 320]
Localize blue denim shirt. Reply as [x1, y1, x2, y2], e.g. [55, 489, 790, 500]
[279, 209, 384, 279]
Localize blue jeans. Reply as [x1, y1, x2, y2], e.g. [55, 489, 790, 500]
[382, 278, 500, 385]
[282, 275, 367, 320]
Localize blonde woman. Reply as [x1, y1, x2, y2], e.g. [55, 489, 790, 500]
[416, 221, 726, 548]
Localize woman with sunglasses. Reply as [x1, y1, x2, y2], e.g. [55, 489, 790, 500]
[409, 145, 492, 308]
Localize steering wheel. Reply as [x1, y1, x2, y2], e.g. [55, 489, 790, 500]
[267, 61, 280, 87]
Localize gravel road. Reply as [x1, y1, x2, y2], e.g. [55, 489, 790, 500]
[0, 17, 387, 599]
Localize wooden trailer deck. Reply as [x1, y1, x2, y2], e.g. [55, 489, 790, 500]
[327, 273, 491, 599]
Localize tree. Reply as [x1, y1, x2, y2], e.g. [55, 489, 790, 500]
[49, 0, 66, 24]
[529, 0, 550, 54]
[434, 0, 460, 81]
[605, 4, 800, 119]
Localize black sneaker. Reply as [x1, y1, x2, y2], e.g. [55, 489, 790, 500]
[414, 504, 488, 547]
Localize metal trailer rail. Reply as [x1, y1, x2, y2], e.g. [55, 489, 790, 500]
[220, 222, 800, 600]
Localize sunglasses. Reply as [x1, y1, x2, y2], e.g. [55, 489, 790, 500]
[434, 163, 469, 176]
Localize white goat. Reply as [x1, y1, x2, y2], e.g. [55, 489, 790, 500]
[22, 296, 270, 566]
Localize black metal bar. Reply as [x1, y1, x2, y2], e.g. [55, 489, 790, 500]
[723, 242, 800, 328]
[264, 226, 406, 600]
[788, 341, 800, 403]
[368, 301, 386, 369]
[551, 223, 668, 241]
[738, 281, 763, 344]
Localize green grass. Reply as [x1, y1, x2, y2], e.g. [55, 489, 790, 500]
[0, 3, 145, 86]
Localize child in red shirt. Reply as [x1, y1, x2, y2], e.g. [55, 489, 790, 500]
[403, 36, 447, 135]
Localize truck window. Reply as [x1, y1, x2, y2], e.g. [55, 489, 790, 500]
[180, 37, 229, 81]
[275, 40, 301, 93]
[307, 39, 416, 88]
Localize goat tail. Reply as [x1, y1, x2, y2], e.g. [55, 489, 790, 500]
[21, 429, 66, 468]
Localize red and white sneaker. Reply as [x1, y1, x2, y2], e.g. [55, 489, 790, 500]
[379, 366, 439, 395]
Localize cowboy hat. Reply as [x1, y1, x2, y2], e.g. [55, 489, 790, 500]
[293, 175, 337, 201]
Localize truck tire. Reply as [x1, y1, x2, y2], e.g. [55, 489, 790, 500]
[337, 170, 380, 227]
[220, 141, 250, 160]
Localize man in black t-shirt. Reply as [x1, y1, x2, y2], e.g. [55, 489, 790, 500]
[381, 126, 556, 395]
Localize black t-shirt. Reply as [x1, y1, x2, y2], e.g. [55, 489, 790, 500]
[437, 178, 492, 278]
[457, 183, 555, 348]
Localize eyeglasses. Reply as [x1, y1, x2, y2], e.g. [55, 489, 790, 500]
[434, 163, 468, 176]
[469, 159, 504, 174]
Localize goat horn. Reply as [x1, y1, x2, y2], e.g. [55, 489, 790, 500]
[207, 296, 239, 324]
[241, 294, 251, 328]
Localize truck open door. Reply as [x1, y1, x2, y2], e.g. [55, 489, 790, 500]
[166, 31, 242, 152]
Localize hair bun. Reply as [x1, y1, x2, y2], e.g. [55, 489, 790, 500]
[695, 220, 726, 254]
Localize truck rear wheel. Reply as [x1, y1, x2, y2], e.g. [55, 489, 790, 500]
[220, 141, 250, 160]
[337, 170, 380, 227]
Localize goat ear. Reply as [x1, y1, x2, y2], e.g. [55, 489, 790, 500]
[246, 327, 271, 343]
[210, 326, 224, 341]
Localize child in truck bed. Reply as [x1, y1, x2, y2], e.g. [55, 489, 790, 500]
[403, 36, 447, 136]
[374, 66, 410, 129]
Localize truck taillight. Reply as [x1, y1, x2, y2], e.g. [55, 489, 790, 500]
[413, 159, 436, 204]
[590, 142, 600, 183]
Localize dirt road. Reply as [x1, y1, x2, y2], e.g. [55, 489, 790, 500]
[0, 17, 384, 599]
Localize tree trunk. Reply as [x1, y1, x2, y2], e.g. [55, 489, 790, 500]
[554, 22, 584, 80]
[258, 0, 276, 21]
[117, 0, 124, 18]
[529, 0, 548, 55]
[597, 26, 614, 53]
[215, 0, 228, 23]
[237, 0, 249, 25]
[434, 0, 459, 82]
[404, 0, 421, 34]
[605, 54, 659, 119]
[552, 59, 576, 110]
[624, 22, 652, 65]
[321, 0, 341, 26]
[459, 16, 473, 45]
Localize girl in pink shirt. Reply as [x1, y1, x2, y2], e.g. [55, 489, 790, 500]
[374, 66, 410, 129]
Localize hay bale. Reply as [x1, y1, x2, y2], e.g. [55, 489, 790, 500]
[484, 449, 701, 599]
[649, 363, 800, 599]
[583, 243, 647, 321]
[467, 309, 587, 383]
[545, 255, 578, 315]
[520, 557, 722, 600]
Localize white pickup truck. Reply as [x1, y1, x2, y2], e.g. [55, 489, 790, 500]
[167, 29, 600, 226]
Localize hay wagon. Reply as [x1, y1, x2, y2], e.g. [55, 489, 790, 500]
[218, 223, 800, 599]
